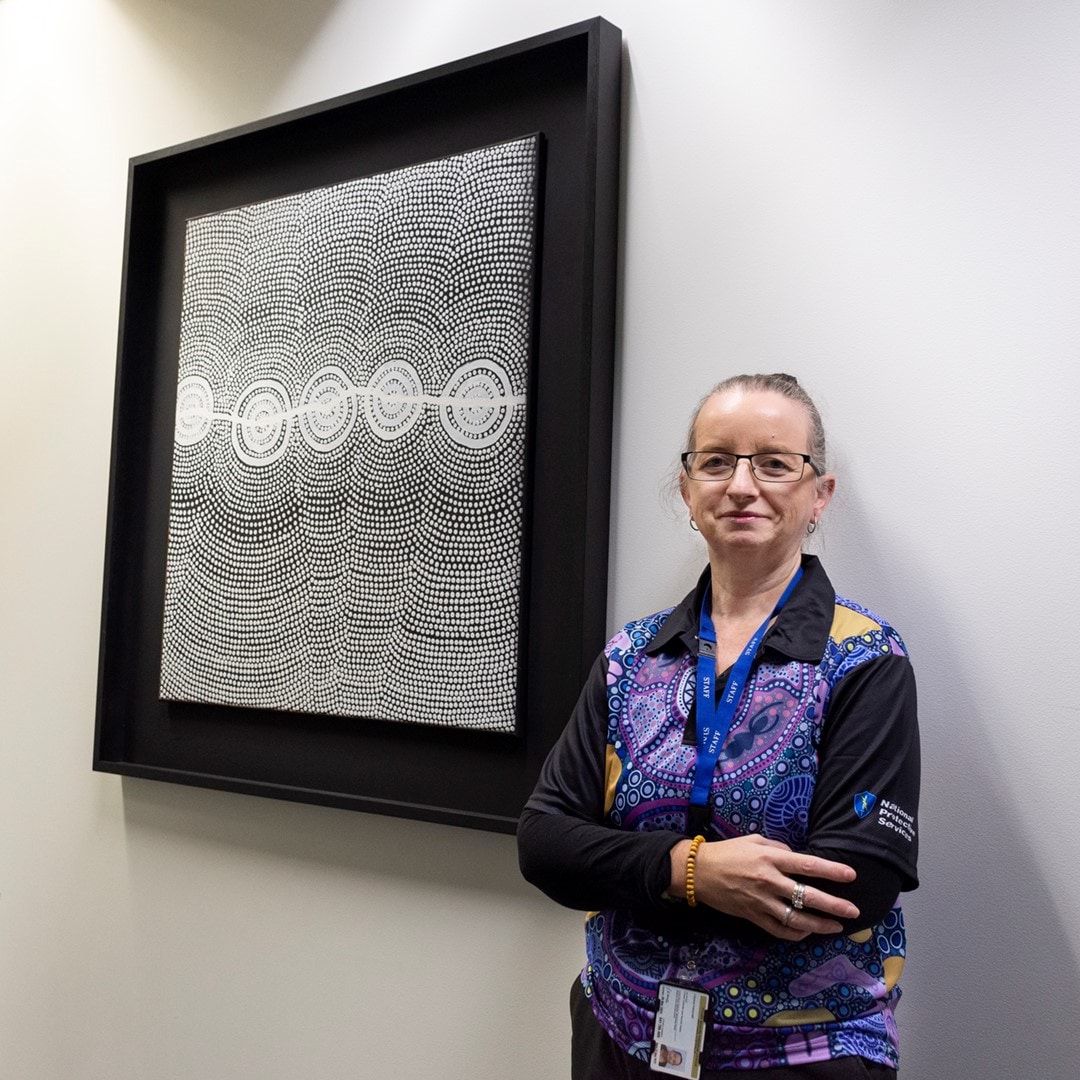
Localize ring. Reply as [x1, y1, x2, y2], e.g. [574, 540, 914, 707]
[791, 883, 806, 910]
[782, 903, 795, 927]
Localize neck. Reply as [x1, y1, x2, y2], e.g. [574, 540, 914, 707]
[707, 550, 803, 623]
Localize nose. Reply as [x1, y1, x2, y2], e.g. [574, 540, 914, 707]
[726, 457, 760, 496]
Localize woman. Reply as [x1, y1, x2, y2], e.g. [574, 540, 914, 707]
[518, 374, 920, 1078]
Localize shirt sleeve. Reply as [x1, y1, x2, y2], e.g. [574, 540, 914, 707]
[807, 652, 921, 891]
[517, 651, 685, 912]
[802, 847, 903, 933]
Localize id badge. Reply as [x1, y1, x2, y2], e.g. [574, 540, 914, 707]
[650, 980, 709, 1078]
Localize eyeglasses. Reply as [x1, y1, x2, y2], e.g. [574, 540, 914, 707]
[681, 451, 822, 483]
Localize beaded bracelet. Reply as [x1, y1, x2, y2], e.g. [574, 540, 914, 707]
[685, 834, 706, 907]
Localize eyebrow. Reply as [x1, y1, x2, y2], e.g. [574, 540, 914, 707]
[693, 444, 796, 453]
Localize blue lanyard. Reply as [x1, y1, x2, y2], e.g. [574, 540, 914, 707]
[690, 567, 803, 810]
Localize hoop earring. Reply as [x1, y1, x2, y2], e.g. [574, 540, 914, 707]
[806, 520, 817, 535]
[689, 516, 700, 533]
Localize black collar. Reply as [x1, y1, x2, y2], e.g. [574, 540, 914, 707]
[645, 554, 835, 663]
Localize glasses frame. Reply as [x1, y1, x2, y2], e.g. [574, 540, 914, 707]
[680, 451, 823, 484]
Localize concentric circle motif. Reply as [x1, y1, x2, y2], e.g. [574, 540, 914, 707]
[364, 360, 424, 441]
[298, 366, 357, 452]
[231, 379, 293, 467]
[762, 774, 815, 847]
[439, 360, 517, 449]
[174, 375, 214, 447]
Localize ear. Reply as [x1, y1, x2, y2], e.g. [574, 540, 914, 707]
[679, 471, 692, 511]
[812, 473, 836, 519]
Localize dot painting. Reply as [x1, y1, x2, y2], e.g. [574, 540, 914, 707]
[160, 135, 540, 732]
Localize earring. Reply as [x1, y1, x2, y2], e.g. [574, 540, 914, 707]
[689, 516, 700, 532]
[806, 520, 817, 535]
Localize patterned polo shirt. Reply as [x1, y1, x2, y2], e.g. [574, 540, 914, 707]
[526, 555, 920, 1071]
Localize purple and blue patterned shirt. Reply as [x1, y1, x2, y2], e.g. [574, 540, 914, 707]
[523, 556, 919, 1071]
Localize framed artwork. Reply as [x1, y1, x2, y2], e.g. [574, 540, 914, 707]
[164, 135, 541, 734]
[94, 17, 622, 833]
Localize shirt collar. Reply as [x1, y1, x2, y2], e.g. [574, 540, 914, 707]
[645, 554, 835, 663]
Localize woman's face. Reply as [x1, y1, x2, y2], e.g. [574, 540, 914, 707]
[680, 389, 834, 567]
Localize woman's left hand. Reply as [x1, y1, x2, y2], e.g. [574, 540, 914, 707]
[667, 834, 860, 941]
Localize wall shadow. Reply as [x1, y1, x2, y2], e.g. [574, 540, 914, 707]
[108, 0, 341, 118]
[119, 774, 540, 904]
[607, 38, 635, 613]
[835, 487, 1080, 1080]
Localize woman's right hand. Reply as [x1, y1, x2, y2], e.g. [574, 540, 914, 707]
[668, 834, 859, 941]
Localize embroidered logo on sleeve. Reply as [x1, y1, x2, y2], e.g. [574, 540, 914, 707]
[853, 791, 877, 819]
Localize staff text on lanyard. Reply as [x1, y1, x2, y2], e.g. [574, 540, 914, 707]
[688, 567, 803, 833]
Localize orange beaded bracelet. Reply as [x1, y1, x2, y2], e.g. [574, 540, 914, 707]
[685, 834, 706, 907]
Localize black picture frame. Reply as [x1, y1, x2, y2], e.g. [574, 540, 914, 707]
[93, 17, 622, 834]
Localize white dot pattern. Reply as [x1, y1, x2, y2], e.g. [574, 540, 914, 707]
[160, 136, 539, 731]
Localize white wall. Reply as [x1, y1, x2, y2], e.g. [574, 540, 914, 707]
[2, 1, 1077, 1076]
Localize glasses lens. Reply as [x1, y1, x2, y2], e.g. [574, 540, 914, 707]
[686, 452, 736, 480]
[751, 454, 804, 482]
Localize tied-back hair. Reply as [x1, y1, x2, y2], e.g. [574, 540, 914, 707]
[684, 372, 828, 473]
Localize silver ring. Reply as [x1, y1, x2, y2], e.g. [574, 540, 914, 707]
[791, 883, 806, 910]
[782, 903, 795, 927]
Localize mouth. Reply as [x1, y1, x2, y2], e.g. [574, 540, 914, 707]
[721, 512, 763, 520]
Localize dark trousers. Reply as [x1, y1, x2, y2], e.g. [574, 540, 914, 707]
[570, 979, 897, 1080]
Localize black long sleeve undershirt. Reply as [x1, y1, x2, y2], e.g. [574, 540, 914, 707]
[517, 807, 901, 936]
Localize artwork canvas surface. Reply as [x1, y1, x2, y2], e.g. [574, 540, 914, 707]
[160, 135, 540, 733]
